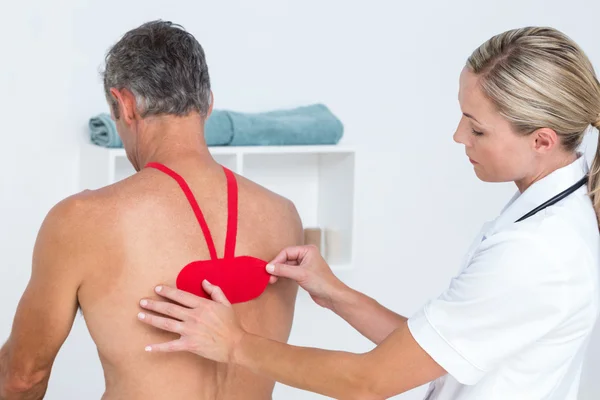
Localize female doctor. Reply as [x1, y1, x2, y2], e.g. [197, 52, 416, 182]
[137, 27, 600, 399]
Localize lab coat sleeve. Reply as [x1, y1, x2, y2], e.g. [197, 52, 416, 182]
[407, 231, 571, 385]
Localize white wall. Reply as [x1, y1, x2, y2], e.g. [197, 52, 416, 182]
[1, 0, 599, 399]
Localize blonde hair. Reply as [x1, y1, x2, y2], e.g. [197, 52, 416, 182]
[467, 27, 600, 223]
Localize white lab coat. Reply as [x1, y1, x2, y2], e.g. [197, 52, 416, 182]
[408, 154, 600, 400]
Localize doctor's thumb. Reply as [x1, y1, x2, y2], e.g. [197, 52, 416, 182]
[266, 263, 306, 283]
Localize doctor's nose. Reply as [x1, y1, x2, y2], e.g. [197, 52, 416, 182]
[453, 128, 465, 145]
[453, 117, 470, 145]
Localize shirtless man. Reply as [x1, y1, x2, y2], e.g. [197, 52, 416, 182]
[0, 20, 302, 400]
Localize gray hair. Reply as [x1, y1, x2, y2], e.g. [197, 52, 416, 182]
[102, 20, 211, 118]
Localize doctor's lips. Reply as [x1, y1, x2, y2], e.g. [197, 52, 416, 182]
[468, 157, 478, 165]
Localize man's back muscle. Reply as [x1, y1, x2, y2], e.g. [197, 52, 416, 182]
[76, 159, 302, 400]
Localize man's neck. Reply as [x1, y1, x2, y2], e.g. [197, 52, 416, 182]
[131, 113, 213, 170]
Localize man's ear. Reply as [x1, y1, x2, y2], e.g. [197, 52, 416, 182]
[532, 127, 559, 154]
[109, 88, 139, 124]
[206, 90, 214, 119]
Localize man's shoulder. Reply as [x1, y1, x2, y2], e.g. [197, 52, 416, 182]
[43, 181, 133, 240]
[236, 175, 304, 248]
[238, 175, 301, 222]
[44, 190, 99, 230]
[31, 190, 115, 280]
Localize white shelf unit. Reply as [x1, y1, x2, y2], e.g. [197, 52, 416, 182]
[79, 144, 356, 270]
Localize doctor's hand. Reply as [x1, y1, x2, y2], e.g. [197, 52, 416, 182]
[267, 245, 348, 311]
[138, 281, 245, 363]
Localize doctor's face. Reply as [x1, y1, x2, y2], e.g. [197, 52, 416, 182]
[454, 67, 534, 183]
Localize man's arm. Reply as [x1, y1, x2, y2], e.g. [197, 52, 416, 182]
[0, 197, 84, 399]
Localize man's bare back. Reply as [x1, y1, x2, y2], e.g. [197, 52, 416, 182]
[76, 158, 302, 399]
[0, 21, 305, 400]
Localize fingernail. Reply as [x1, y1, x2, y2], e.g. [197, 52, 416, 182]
[203, 280, 212, 287]
[138, 312, 146, 320]
[266, 264, 275, 273]
[145, 346, 152, 352]
[140, 299, 148, 306]
[155, 286, 162, 293]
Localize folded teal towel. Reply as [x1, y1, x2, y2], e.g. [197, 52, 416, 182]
[225, 104, 343, 146]
[205, 110, 234, 146]
[89, 104, 343, 147]
[88, 111, 233, 147]
[89, 113, 123, 148]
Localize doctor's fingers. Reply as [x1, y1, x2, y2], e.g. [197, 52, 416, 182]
[138, 311, 186, 335]
[269, 245, 317, 266]
[202, 280, 232, 307]
[139, 298, 191, 321]
[267, 262, 309, 283]
[153, 285, 206, 308]
[145, 338, 188, 353]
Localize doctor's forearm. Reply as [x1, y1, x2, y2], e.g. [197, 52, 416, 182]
[233, 333, 380, 400]
[333, 287, 406, 344]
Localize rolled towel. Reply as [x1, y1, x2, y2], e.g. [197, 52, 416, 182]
[227, 104, 343, 146]
[89, 113, 123, 148]
[204, 110, 234, 146]
[88, 104, 343, 147]
[88, 111, 232, 147]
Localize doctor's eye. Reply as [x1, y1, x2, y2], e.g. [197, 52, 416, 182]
[471, 128, 484, 136]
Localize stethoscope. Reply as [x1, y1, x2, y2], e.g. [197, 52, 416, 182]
[515, 175, 589, 222]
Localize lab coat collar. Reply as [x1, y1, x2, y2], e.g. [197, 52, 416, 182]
[486, 153, 589, 237]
